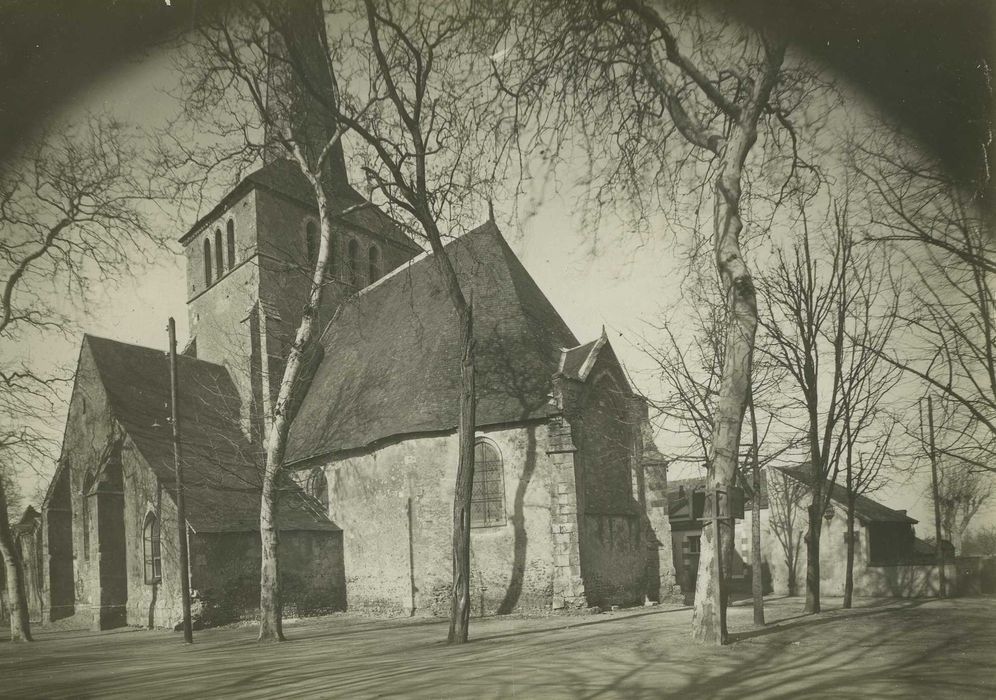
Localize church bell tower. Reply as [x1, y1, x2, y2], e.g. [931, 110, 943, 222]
[177, 0, 421, 442]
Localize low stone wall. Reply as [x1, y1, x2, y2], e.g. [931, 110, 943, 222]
[855, 563, 958, 598]
[190, 530, 346, 626]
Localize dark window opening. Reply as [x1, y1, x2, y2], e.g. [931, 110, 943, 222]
[368, 245, 381, 282]
[143, 512, 162, 584]
[203, 238, 213, 286]
[214, 228, 224, 279]
[226, 220, 236, 270]
[688, 535, 701, 554]
[471, 440, 506, 527]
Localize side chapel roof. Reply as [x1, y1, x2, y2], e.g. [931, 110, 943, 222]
[285, 221, 580, 463]
[81, 335, 337, 533]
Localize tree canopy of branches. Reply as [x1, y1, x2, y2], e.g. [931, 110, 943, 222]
[178, 0, 507, 642]
[757, 187, 901, 614]
[639, 264, 799, 623]
[857, 139, 996, 477]
[0, 114, 161, 642]
[496, 0, 800, 644]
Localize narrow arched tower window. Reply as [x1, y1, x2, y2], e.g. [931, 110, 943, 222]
[226, 220, 236, 270]
[203, 238, 213, 286]
[368, 245, 381, 282]
[471, 440, 506, 527]
[214, 228, 224, 279]
[347, 239, 360, 286]
[143, 512, 162, 584]
[306, 221, 319, 267]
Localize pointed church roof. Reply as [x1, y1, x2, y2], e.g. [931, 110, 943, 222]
[285, 222, 579, 464]
[80, 335, 337, 533]
[179, 159, 421, 255]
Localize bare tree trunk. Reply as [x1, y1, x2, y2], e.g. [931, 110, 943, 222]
[747, 390, 765, 626]
[448, 303, 476, 644]
[786, 537, 799, 597]
[804, 499, 823, 613]
[692, 129, 759, 646]
[257, 161, 338, 643]
[843, 496, 855, 609]
[0, 479, 31, 642]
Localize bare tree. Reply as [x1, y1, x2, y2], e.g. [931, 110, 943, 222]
[758, 190, 900, 613]
[961, 525, 996, 556]
[498, 0, 796, 644]
[178, 0, 505, 642]
[639, 267, 797, 625]
[0, 114, 161, 642]
[926, 423, 994, 553]
[766, 467, 808, 596]
[855, 139, 996, 475]
[840, 422, 893, 609]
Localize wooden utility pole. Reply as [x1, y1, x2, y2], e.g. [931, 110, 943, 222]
[169, 317, 194, 642]
[927, 395, 946, 598]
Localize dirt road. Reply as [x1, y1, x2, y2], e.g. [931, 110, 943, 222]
[2, 596, 993, 699]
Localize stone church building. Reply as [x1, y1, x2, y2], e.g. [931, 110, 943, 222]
[33, 151, 677, 628]
[35, 14, 676, 625]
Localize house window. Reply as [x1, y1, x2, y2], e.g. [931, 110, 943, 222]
[309, 468, 329, 512]
[203, 238, 213, 286]
[214, 228, 224, 279]
[688, 535, 701, 554]
[143, 512, 162, 584]
[305, 220, 319, 267]
[226, 219, 236, 270]
[347, 239, 360, 286]
[471, 439, 505, 527]
[368, 245, 381, 282]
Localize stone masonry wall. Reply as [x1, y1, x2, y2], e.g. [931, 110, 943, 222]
[302, 423, 558, 616]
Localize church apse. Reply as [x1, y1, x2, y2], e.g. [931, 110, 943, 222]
[569, 351, 651, 608]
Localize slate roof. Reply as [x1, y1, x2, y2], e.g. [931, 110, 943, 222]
[285, 221, 579, 464]
[179, 159, 421, 254]
[779, 466, 917, 524]
[82, 335, 337, 533]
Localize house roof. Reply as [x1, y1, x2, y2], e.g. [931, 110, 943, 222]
[82, 335, 337, 533]
[666, 473, 769, 522]
[179, 159, 421, 255]
[779, 466, 918, 524]
[285, 221, 580, 464]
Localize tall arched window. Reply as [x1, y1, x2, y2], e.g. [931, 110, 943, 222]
[226, 219, 236, 270]
[347, 239, 360, 286]
[143, 512, 162, 584]
[309, 469, 329, 512]
[214, 228, 224, 279]
[368, 245, 381, 282]
[306, 221, 319, 267]
[203, 238, 213, 286]
[471, 439, 506, 527]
